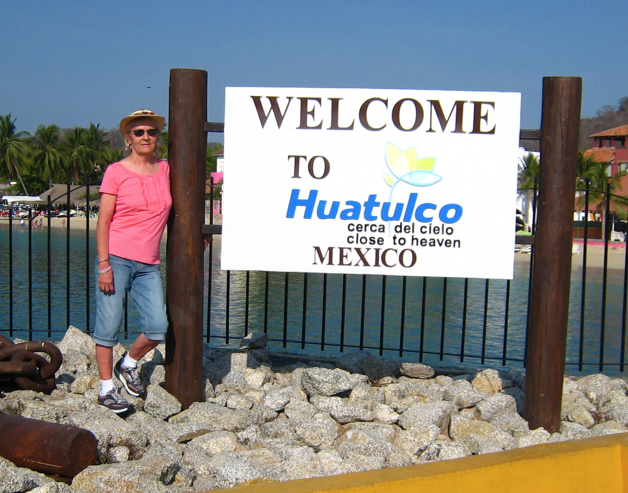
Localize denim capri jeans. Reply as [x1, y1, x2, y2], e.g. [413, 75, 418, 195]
[94, 255, 168, 347]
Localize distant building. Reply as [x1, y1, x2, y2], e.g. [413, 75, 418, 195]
[213, 149, 224, 173]
[584, 125, 628, 176]
[580, 125, 628, 240]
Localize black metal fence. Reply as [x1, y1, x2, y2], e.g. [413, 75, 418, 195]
[2, 183, 628, 374]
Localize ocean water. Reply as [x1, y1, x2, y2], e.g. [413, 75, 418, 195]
[1, 223, 627, 373]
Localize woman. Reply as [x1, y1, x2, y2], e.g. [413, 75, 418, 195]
[94, 109, 171, 414]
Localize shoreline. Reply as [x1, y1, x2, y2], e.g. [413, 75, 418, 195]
[515, 243, 627, 270]
[0, 214, 220, 232]
[0, 216, 98, 230]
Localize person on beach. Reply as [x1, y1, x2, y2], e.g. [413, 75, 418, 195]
[94, 110, 171, 414]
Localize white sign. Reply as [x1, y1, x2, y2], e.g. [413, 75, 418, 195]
[222, 87, 521, 279]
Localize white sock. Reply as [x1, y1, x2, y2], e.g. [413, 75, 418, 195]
[100, 379, 115, 396]
[122, 354, 138, 369]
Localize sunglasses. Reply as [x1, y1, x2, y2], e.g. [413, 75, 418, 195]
[130, 129, 159, 137]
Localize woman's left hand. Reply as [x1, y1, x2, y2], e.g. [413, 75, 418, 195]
[203, 235, 212, 250]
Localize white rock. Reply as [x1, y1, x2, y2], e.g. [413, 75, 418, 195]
[514, 428, 550, 448]
[293, 412, 339, 449]
[435, 375, 454, 386]
[400, 362, 435, 379]
[227, 393, 255, 410]
[398, 401, 454, 432]
[189, 430, 240, 455]
[7, 327, 628, 491]
[490, 412, 530, 434]
[373, 403, 400, 424]
[394, 424, 440, 455]
[301, 367, 353, 396]
[310, 395, 374, 424]
[560, 421, 592, 440]
[475, 393, 518, 421]
[472, 369, 503, 395]
[590, 420, 628, 436]
[577, 374, 613, 404]
[449, 415, 516, 453]
[144, 384, 182, 420]
[419, 440, 470, 462]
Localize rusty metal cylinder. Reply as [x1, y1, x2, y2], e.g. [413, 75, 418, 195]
[0, 413, 98, 478]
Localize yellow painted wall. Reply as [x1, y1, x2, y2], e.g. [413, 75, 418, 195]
[219, 433, 628, 493]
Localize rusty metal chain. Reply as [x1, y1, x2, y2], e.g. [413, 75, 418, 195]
[0, 335, 62, 394]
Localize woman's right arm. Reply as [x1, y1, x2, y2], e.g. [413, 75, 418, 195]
[97, 193, 117, 294]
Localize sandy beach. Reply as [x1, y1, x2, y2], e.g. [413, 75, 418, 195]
[515, 242, 627, 270]
[0, 216, 98, 230]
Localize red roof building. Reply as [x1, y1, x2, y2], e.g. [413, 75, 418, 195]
[578, 126, 628, 239]
[583, 124, 628, 203]
[583, 125, 628, 176]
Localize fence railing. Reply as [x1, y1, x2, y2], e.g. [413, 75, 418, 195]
[2, 183, 628, 374]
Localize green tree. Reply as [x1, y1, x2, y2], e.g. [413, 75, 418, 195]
[574, 152, 601, 237]
[31, 124, 63, 187]
[61, 127, 90, 183]
[157, 130, 168, 160]
[206, 142, 222, 175]
[107, 148, 124, 166]
[518, 152, 539, 231]
[576, 152, 599, 190]
[579, 96, 628, 150]
[85, 123, 111, 182]
[518, 152, 539, 188]
[576, 159, 628, 239]
[4, 173, 47, 196]
[0, 113, 31, 195]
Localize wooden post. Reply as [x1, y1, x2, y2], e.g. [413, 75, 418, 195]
[165, 68, 207, 409]
[523, 77, 582, 432]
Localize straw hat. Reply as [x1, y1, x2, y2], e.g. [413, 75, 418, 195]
[119, 109, 166, 133]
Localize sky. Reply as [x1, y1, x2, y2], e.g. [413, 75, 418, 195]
[1, 1, 627, 139]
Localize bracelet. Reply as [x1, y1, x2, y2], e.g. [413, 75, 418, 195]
[98, 266, 112, 274]
[98, 258, 109, 264]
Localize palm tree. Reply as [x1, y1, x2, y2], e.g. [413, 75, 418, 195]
[576, 159, 628, 239]
[574, 152, 600, 236]
[157, 130, 168, 160]
[61, 127, 90, 183]
[518, 152, 539, 231]
[107, 148, 124, 165]
[85, 123, 111, 182]
[0, 113, 31, 195]
[576, 152, 600, 191]
[31, 124, 63, 188]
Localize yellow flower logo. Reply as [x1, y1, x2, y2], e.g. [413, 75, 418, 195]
[384, 143, 441, 188]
